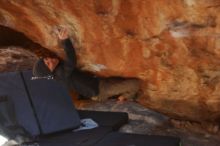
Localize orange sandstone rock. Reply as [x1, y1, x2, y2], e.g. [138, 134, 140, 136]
[0, 0, 220, 123]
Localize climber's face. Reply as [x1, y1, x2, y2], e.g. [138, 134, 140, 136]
[43, 57, 59, 72]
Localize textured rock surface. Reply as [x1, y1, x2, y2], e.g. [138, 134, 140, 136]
[0, 47, 37, 72]
[0, 0, 220, 123]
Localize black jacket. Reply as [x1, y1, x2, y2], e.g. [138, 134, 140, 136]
[52, 39, 100, 97]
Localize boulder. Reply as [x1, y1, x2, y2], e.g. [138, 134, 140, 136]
[0, 0, 220, 123]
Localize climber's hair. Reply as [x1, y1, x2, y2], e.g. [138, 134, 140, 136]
[41, 52, 60, 59]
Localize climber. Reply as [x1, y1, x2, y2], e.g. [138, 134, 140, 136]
[33, 28, 140, 102]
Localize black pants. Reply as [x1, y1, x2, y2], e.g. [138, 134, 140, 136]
[0, 96, 31, 141]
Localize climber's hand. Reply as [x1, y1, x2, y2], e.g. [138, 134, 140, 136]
[57, 27, 69, 40]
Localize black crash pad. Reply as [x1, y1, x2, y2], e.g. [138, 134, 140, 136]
[0, 72, 40, 136]
[37, 127, 112, 146]
[78, 110, 128, 130]
[95, 132, 181, 146]
[22, 71, 81, 135]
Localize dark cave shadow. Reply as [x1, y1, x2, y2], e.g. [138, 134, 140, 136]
[0, 25, 56, 57]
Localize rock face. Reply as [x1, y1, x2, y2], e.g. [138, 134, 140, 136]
[0, 0, 220, 123]
[0, 47, 38, 72]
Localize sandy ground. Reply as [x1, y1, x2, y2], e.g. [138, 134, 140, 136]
[77, 100, 220, 146]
